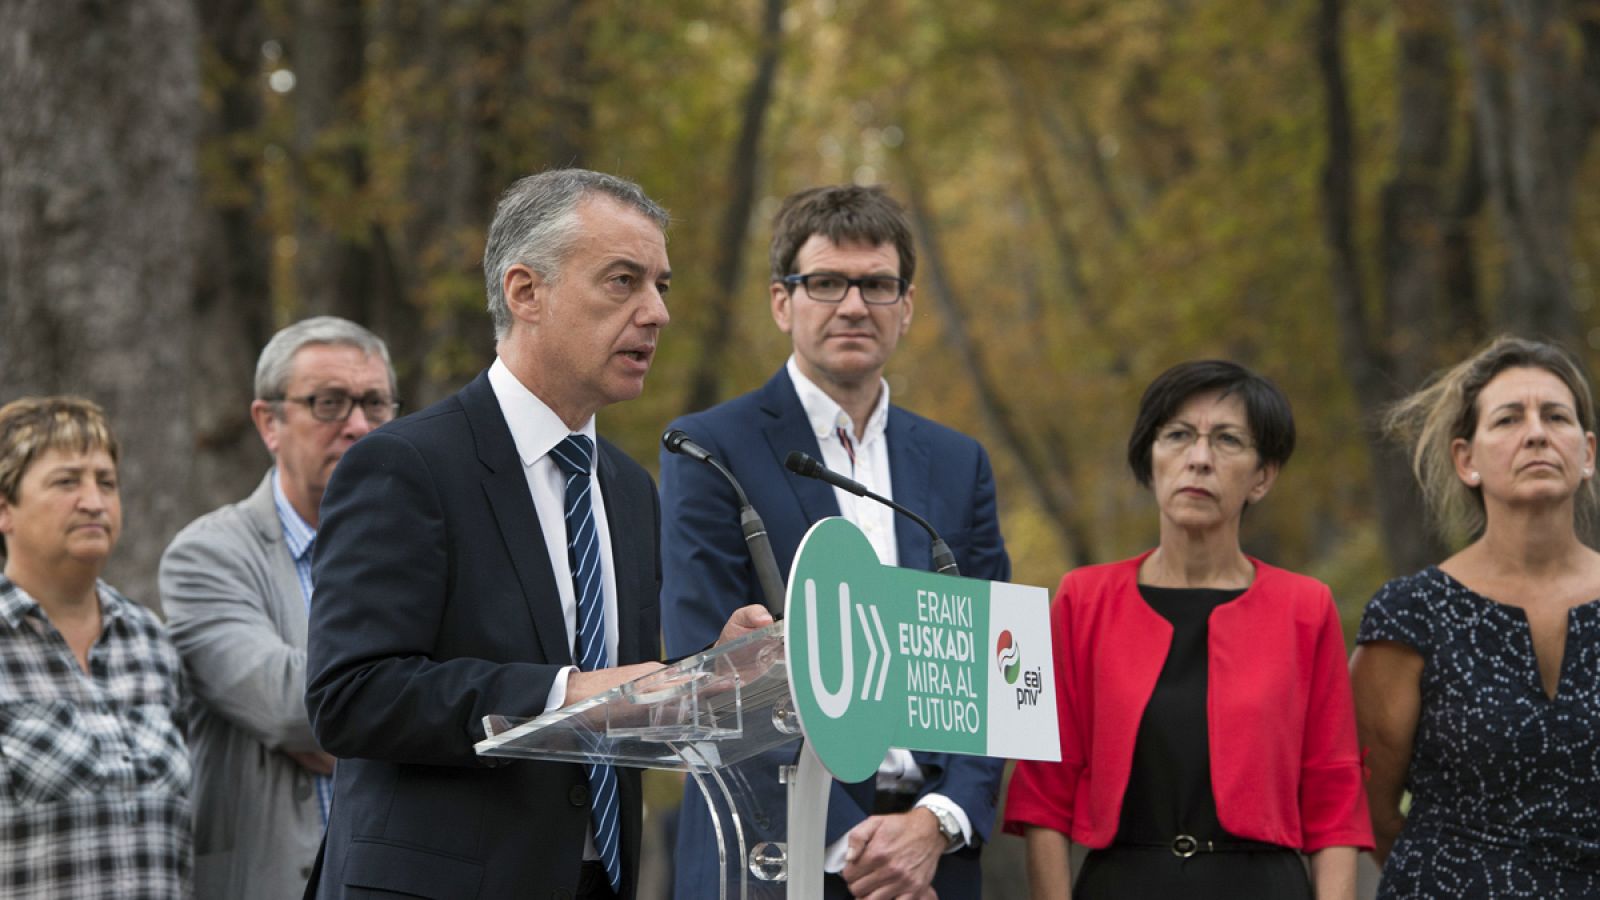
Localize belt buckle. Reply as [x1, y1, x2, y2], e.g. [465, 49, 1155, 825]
[1171, 834, 1199, 858]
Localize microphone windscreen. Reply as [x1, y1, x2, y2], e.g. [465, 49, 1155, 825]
[784, 451, 816, 477]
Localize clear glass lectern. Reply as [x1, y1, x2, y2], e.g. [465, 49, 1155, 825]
[475, 622, 829, 899]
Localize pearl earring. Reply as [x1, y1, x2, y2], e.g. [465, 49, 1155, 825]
[1585, 468, 1594, 478]
[1469, 471, 1481, 484]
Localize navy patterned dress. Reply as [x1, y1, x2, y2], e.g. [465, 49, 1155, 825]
[1357, 567, 1600, 899]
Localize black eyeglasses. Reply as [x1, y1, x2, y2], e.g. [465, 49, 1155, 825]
[276, 391, 400, 424]
[779, 272, 908, 305]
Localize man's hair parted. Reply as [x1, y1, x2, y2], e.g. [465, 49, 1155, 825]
[769, 184, 916, 282]
[482, 169, 670, 340]
[254, 316, 395, 404]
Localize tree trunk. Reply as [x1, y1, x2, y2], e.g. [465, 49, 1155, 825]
[1317, 0, 1449, 575]
[291, 0, 376, 323]
[679, 0, 785, 414]
[898, 151, 1092, 568]
[192, 0, 275, 515]
[1452, 0, 1589, 344]
[0, 0, 200, 612]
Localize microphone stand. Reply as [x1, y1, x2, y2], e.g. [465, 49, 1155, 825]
[663, 430, 787, 620]
[783, 451, 960, 576]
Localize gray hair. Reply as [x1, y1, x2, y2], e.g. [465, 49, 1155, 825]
[254, 316, 396, 401]
[482, 169, 670, 340]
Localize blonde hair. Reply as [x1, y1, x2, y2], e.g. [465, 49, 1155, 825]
[1385, 336, 1599, 542]
[0, 396, 120, 505]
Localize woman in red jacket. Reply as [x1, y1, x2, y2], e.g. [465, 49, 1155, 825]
[1004, 360, 1372, 899]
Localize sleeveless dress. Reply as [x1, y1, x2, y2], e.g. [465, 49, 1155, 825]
[1357, 567, 1600, 899]
[1075, 586, 1312, 900]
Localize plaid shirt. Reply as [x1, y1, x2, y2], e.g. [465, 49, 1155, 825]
[0, 575, 192, 899]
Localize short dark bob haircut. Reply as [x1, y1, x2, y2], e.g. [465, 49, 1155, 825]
[1127, 359, 1296, 488]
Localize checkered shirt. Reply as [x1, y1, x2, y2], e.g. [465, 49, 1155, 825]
[0, 575, 193, 899]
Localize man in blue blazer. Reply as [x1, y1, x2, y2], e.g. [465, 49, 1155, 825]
[662, 185, 1010, 899]
[304, 170, 769, 900]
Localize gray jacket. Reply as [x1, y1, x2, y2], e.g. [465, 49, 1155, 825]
[160, 472, 324, 900]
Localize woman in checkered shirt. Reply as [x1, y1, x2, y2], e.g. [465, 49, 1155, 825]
[0, 396, 191, 899]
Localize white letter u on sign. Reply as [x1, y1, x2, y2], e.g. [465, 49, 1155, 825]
[805, 578, 854, 719]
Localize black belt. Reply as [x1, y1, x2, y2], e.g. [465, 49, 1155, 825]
[1110, 834, 1289, 858]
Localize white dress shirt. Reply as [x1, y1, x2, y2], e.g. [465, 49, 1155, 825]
[488, 358, 624, 864]
[487, 358, 621, 712]
[785, 357, 973, 864]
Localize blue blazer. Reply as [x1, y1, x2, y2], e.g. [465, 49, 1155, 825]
[304, 371, 661, 900]
[661, 367, 1009, 899]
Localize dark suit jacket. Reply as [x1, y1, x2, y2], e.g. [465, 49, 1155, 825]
[660, 367, 1009, 900]
[305, 371, 661, 900]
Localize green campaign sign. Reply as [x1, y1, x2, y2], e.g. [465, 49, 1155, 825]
[784, 518, 1060, 782]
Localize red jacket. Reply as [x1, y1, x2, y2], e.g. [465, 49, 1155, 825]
[1003, 552, 1373, 852]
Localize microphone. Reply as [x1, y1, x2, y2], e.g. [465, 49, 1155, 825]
[783, 451, 959, 576]
[663, 430, 786, 620]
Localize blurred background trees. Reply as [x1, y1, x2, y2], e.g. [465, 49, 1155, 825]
[4, 0, 1600, 893]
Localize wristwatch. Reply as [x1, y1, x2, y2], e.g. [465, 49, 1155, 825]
[929, 806, 963, 850]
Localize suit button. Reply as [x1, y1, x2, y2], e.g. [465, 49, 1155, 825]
[569, 784, 589, 806]
[552, 890, 572, 900]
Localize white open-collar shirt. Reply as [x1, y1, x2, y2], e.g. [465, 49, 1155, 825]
[784, 357, 972, 857]
[785, 356, 899, 568]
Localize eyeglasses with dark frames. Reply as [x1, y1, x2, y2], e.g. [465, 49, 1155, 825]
[779, 272, 908, 305]
[275, 391, 400, 424]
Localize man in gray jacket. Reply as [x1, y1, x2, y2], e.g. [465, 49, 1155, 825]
[161, 316, 398, 900]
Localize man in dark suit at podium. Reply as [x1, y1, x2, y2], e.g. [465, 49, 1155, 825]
[661, 185, 1010, 899]
[304, 169, 769, 900]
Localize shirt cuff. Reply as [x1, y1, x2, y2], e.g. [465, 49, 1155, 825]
[915, 793, 973, 851]
[821, 793, 973, 874]
[545, 665, 577, 713]
[823, 832, 850, 874]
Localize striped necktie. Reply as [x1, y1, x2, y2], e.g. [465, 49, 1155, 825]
[549, 434, 623, 892]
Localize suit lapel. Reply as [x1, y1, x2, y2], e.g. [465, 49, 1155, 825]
[887, 408, 932, 573]
[242, 471, 308, 648]
[461, 373, 573, 666]
[758, 369, 839, 526]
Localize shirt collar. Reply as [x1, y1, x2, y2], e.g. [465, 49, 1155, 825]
[786, 355, 890, 444]
[271, 468, 318, 561]
[488, 357, 598, 469]
[0, 575, 127, 631]
[0, 575, 33, 629]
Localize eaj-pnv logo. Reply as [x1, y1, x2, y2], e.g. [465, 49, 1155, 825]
[999, 629, 1044, 709]
[996, 631, 1021, 685]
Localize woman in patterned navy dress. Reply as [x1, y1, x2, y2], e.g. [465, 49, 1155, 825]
[1353, 336, 1600, 898]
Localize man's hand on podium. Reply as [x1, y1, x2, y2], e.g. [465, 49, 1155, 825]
[716, 604, 775, 646]
[841, 808, 944, 899]
[559, 605, 770, 709]
[563, 662, 665, 707]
